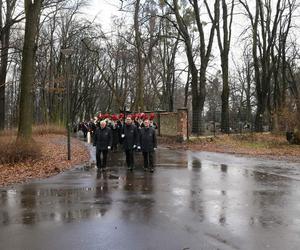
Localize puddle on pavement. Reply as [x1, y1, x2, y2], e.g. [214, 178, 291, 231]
[0, 148, 300, 247]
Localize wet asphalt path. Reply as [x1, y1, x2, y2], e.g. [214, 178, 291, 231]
[0, 144, 300, 250]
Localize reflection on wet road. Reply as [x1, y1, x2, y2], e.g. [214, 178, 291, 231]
[0, 147, 300, 250]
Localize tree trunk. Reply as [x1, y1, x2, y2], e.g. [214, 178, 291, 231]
[188, 51, 199, 134]
[193, 0, 218, 134]
[0, 31, 9, 130]
[271, 112, 279, 133]
[198, 67, 207, 135]
[17, 0, 42, 141]
[162, 0, 217, 134]
[217, 0, 234, 133]
[184, 70, 190, 108]
[245, 63, 252, 122]
[191, 98, 201, 135]
[134, 0, 144, 111]
[0, 0, 13, 130]
[221, 59, 230, 133]
[294, 100, 300, 143]
[254, 95, 266, 132]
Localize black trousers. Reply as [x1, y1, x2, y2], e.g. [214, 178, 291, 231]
[143, 151, 154, 169]
[125, 149, 134, 168]
[96, 149, 108, 168]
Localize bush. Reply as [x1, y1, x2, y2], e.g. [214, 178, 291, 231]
[0, 137, 41, 164]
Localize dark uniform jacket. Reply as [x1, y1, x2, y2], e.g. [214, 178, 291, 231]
[122, 124, 139, 150]
[108, 123, 119, 145]
[139, 127, 157, 152]
[93, 127, 112, 150]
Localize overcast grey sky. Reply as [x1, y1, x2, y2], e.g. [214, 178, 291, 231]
[83, 0, 120, 31]
[82, 0, 300, 74]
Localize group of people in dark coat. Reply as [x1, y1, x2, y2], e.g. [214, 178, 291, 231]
[93, 114, 157, 173]
[77, 120, 97, 139]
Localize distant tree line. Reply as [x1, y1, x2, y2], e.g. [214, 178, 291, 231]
[0, 0, 299, 141]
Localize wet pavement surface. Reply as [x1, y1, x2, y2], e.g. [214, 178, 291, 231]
[0, 144, 300, 250]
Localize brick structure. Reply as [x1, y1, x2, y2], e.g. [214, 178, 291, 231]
[156, 108, 188, 142]
[177, 108, 188, 142]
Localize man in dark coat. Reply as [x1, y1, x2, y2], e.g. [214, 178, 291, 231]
[121, 116, 139, 171]
[139, 119, 157, 172]
[93, 120, 112, 171]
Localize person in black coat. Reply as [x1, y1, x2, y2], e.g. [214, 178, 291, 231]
[93, 120, 112, 171]
[109, 121, 120, 152]
[79, 122, 88, 138]
[121, 116, 139, 171]
[117, 119, 124, 145]
[139, 119, 157, 172]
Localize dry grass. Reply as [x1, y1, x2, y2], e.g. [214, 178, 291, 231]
[0, 124, 66, 137]
[33, 124, 66, 135]
[214, 133, 290, 149]
[164, 132, 300, 162]
[0, 128, 16, 137]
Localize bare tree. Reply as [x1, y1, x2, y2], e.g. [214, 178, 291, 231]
[165, 0, 219, 135]
[239, 0, 290, 131]
[18, 0, 43, 141]
[215, 0, 235, 133]
[232, 45, 255, 125]
[158, 3, 181, 111]
[0, 0, 24, 130]
[270, 0, 297, 131]
[133, 0, 144, 111]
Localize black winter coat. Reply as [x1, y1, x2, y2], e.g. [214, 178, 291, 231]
[93, 127, 112, 150]
[122, 124, 139, 150]
[108, 123, 119, 145]
[139, 127, 157, 152]
[111, 126, 119, 146]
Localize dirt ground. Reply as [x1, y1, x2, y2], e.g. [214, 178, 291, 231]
[161, 133, 300, 163]
[0, 134, 90, 187]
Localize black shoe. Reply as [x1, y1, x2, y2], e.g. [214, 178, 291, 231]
[149, 168, 154, 173]
[143, 167, 148, 172]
